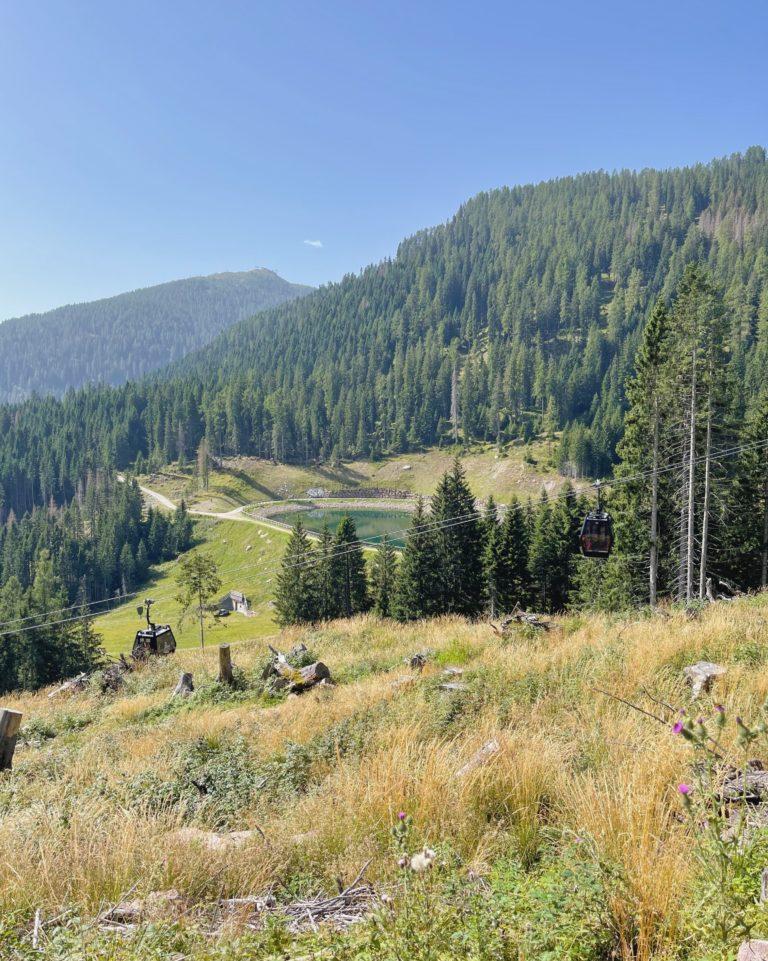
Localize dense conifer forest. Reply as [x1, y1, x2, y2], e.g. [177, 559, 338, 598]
[2, 149, 768, 523]
[1, 149, 768, 690]
[0, 268, 310, 403]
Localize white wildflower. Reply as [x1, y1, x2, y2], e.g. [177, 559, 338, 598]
[409, 847, 436, 872]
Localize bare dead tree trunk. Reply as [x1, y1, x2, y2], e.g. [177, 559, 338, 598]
[685, 347, 698, 604]
[698, 401, 712, 600]
[649, 396, 660, 608]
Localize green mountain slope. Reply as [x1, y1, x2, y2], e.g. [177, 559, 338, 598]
[2, 149, 768, 523]
[0, 268, 311, 402]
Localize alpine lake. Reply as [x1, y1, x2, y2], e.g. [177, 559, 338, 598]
[270, 506, 411, 547]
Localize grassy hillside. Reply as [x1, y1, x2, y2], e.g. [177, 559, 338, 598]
[94, 517, 289, 655]
[4, 595, 768, 959]
[143, 440, 562, 513]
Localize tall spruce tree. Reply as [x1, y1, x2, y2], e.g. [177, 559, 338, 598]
[371, 534, 398, 617]
[330, 516, 370, 618]
[394, 497, 439, 620]
[315, 525, 339, 621]
[497, 497, 531, 612]
[274, 520, 319, 626]
[481, 496, 503, 617]
[430, 458, 484, 616]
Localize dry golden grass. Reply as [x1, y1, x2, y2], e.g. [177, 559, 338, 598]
[2, 596, 768, 958]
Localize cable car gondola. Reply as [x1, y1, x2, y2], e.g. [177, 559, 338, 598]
[579, 481, 614, 559]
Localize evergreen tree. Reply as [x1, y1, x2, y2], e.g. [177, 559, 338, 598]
[481, 496, 503, 617]
[371, 534, 398, 617]
[330, 516, 370, 618]
[497, 497, 531, 612]
[315, 526, 339, 621]
[394, 498, 439, 620]
[119, 542, 135, 594]
[274, 520, 319, 626]
[430, 458, 484, 616]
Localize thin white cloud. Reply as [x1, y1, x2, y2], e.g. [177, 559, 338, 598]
[303, 239, 323, 248]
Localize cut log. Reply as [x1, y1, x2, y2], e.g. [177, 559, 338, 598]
[490, 604, 550, 635]
[173, 672, 194, 697]
[683, 661, 726, 699]
[408, 652, 428, 672]
[100, 654, 133, 693]
[738, 942, 768, 961]
[455, 739, 501, 778]
[0, 709, 22, 771]
[170, 826, 262, 851]
[282, 661, 331, 693]
[442, 667, 464, 677]
[265, 644, 331, 692]
[218, 644, 234, 686]
[48, 672, 89, 698]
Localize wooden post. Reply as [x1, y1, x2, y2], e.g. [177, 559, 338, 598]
[173, 672, 194, 697]
[218, 644, 234, 686]
[0, 709, 22, 771]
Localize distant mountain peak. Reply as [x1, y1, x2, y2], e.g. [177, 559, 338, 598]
[0, 268, 312, 403]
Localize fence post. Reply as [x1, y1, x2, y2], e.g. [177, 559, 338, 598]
[0, 709, 22, 771]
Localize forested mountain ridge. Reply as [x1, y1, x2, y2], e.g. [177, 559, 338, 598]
[0, 268, 311, 403]
[169, 146, 768, 472]
[2, 149, 768, 526]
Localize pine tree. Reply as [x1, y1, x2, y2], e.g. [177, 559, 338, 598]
[71, 582, 106, 673]
[119, 542, 135, 594]
[371, 534, 398, 617]
[331, 516, 370, 618]
[315, 526, 339, 621]
[394, 497, 439, 620]
[430, 458, 484, 616]
[274, 520, 319, 626]
[497, 497, 531, 612]
[481, 496, 502, 617]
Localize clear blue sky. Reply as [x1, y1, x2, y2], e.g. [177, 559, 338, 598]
[1, 0, 766, 320]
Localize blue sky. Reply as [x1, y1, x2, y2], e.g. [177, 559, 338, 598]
[0, 0, 766, 320]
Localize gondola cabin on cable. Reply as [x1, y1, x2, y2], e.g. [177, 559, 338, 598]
[132, 598, 177, 659]
[579, 482, 614, 559]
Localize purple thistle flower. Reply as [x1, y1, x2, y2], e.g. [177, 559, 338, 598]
[397, 811, 407, 821]
[672, 721, 684, 735]
[678, 783, 692, 795]
[696, 717, 704, 725]
[714, 704, 725, 713]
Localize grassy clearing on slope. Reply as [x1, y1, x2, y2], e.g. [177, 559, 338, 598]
[141, 440, 562, 513]
[94, 517, 289, 655]
[4, 596, 768, 958]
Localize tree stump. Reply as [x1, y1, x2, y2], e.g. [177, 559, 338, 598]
[0, 709, 22, 771]
[173, 672, 194, 697]
[218, 644, 234, 686]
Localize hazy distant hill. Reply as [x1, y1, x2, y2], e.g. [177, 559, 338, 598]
[0, 268, 311, 402]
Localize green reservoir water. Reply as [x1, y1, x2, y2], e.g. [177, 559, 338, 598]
[272, 508, 410, 547]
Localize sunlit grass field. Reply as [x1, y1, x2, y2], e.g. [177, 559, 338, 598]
[5, 595, 768, 958]
[94, 517, 290, 655]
